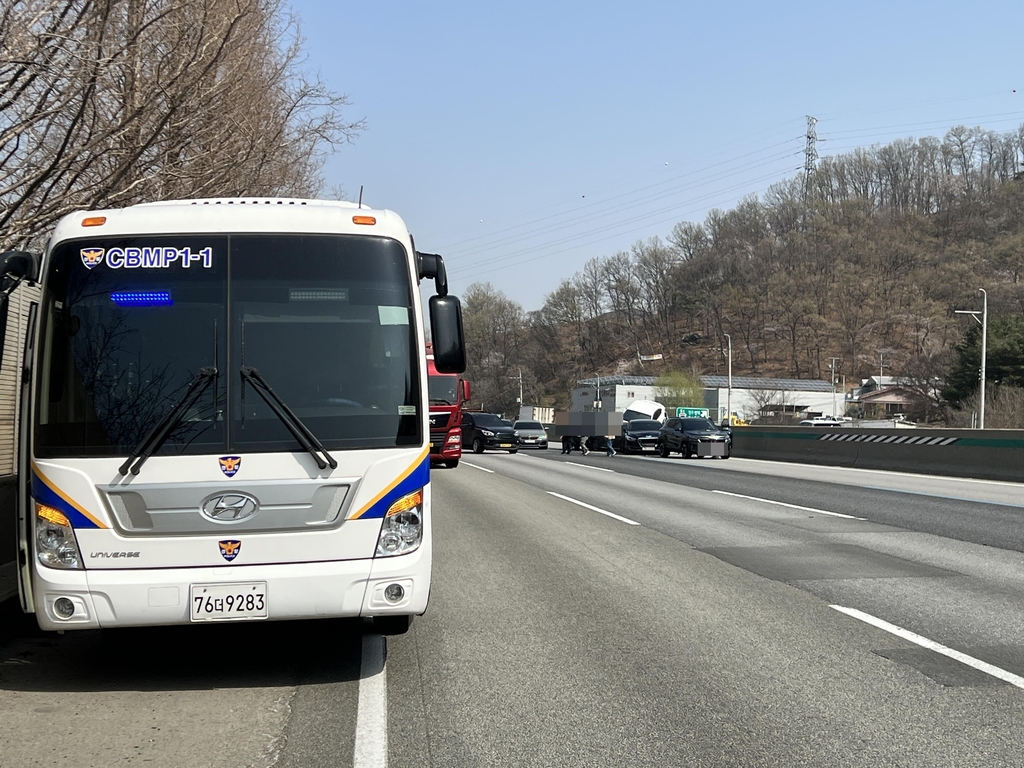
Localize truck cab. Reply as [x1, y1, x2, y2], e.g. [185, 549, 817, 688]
[426, 343, 470, 468]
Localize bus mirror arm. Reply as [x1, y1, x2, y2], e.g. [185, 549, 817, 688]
[0, 250, 40, 311]
[416, 252, 448, 297]
[1, 250, 40, 284]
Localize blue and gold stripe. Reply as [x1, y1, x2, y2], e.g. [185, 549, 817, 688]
[348, 448, 430, 520]
[31, 464, 106, 529]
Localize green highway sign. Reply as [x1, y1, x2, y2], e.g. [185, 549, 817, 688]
[676, 407, 710, 418]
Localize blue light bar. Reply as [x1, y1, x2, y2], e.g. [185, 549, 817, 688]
[110, 291, 173, 307]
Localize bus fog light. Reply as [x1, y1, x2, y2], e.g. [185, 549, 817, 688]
[384, 584, 405, 603]
[53, 597, 75, 619]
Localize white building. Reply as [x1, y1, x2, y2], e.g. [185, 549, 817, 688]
[573, 375, 840, 422]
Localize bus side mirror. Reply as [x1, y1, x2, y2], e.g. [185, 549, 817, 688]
[1, 250, 40, 285]
[462, 379, 471, 402]
[429, 295, 465, 373]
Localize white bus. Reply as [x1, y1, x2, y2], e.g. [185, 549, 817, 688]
[0, 198, 465, 634]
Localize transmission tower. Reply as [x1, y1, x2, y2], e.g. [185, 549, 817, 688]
[803, 115, 818, 198]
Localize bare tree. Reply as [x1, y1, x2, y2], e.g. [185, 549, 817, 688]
[1, 0, 363, 248]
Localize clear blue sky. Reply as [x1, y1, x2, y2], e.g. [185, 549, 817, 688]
[286, 0, 1021, 310]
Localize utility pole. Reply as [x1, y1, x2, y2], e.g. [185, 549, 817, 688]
[980, 289, 987, 430]
[803, 116, 818, 199]
[723, 334, 732, 426]
[955, 289, 988, 429]
[509, 369, 523, 409]
[829, 357, 840, 418]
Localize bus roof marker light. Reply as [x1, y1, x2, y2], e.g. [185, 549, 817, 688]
[111, 291, 173, 307]
[353, 215, 376, 225]
[81, 217, 106, 227]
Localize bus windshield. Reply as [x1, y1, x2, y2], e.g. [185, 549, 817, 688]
[35, 233, 421, 458]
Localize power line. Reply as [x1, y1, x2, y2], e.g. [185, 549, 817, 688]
[445, 146, 800, 266]
[439, 135, 804, 256]
[452, 167, 793, 284]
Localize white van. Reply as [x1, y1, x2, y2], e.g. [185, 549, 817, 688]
[621, 400, 668, 424]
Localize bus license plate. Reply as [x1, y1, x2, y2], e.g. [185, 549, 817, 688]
[190, 582, 268, 622]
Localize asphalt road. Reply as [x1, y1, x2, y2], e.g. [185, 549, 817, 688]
[3, 450, 1024, 766]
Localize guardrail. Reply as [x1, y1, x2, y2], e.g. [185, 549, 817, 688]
[731, 427, 1024, 483]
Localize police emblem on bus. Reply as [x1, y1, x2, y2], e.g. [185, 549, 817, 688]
[218, 540, 241, 562]
[80, 248, 105, 269]
[219, 456, 241, 477]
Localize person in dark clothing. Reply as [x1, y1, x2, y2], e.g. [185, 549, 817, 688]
[561, 435, 573, 454]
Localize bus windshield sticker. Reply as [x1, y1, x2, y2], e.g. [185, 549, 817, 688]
[81, 248, 105, 269]
[80, 245, 214, 270]
[378, 306, 409, 325]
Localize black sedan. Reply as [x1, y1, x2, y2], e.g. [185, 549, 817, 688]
[615, 419, 662, 454]
[657, 417, 731, 459]
[461, 411, 519, 454]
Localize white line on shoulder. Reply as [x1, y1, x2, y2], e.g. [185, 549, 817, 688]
[461, 461, 495, 473]
[353, 633, 388, 767]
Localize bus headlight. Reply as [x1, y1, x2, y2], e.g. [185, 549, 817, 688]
[375, 490, 423, 557]
[35, 504, 83, 569]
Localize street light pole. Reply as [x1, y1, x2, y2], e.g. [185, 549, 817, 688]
[723, 333, 732, 425]
[829, 357, 840, 418]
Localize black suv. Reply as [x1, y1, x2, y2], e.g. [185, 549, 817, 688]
[615, 419, 662, 454]
[657, 417, 731, 459]
[461, 412, 519, 454]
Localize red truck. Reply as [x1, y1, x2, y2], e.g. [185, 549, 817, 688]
[426, 343, 470, 468]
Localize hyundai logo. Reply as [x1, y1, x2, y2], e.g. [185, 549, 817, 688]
[200, 493, 259, 523]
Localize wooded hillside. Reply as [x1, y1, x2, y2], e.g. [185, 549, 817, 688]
[463, 126, 1024, 425]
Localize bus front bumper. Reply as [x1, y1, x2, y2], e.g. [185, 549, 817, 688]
[31, 549, 431, 631]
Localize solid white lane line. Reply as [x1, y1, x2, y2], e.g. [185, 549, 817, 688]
[564, 461, 614, 473]
[830, 605, 1024, 690]
[461, 461, 494, 473]
[547, 492, 640, 525]
[353, 633, 388, 767]
[712, 490, 866, 520]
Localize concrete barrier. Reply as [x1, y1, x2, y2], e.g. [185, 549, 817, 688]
[732, 427, 1024, 483]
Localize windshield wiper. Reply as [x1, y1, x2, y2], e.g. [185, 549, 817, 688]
[429, 397, 453, 405]
[119, 367, 218, 476]
[239, 366, 337, 471]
